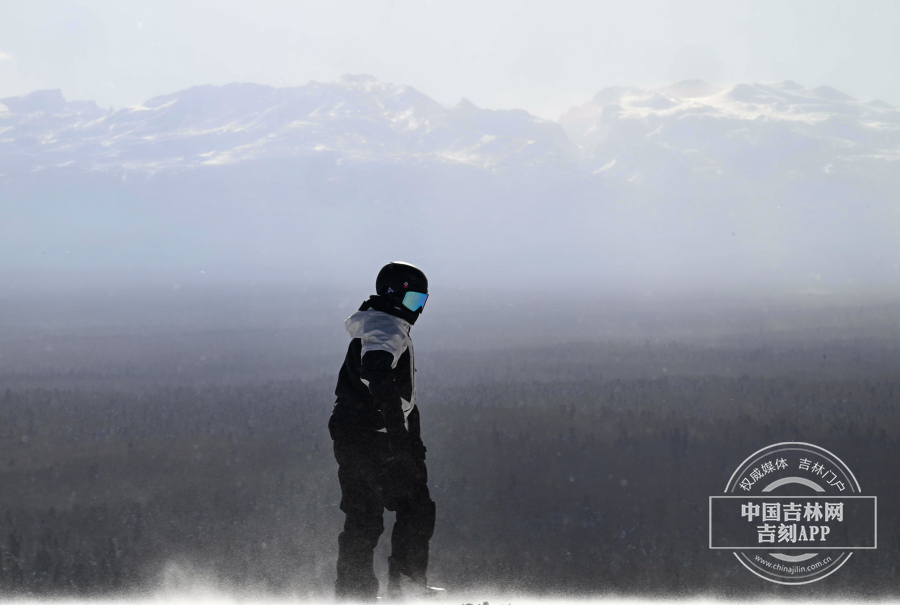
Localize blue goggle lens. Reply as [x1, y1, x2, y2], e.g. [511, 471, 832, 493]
[402, 291, 428, 312]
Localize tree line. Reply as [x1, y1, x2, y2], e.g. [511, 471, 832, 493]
[1, 367, 898, 597]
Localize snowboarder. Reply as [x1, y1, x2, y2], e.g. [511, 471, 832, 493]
[328, 261, 444, 601]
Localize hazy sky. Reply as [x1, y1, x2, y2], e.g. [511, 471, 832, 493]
[2, 0, 899, 119]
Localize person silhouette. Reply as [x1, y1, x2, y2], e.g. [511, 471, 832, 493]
[328, 261, 444, 601]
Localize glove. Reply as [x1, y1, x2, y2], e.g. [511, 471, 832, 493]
[410, 438, 427, 461]
[388, 430, 414, 457]
[389, 430, 426, 461]
[380, 457, 428, 509]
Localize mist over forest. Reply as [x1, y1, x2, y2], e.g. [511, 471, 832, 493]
[1, 285, 899, 598]
[2, 73, 900, 599]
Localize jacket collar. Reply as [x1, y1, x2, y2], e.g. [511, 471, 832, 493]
[360, 294, 419, 325]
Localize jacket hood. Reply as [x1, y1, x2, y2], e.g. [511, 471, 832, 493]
[345, 307, 411, 340]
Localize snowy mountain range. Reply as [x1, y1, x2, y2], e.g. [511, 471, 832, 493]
[563, 80, 900, 185]
[3, 75, 898, 181]
[2, 76, 898, 295]
[0, 75, 575, 173]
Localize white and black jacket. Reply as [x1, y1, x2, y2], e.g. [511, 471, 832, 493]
[329, 296, 420, 441]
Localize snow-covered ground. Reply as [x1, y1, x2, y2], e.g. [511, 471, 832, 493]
[0, 596, 876, 605]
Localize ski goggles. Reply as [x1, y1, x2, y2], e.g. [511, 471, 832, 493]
[402, 291, 428, 312]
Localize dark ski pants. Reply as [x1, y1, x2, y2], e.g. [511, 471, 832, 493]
[332, 427, 435, 601]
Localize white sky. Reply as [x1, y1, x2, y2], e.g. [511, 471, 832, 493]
[1, 0, 899, 120]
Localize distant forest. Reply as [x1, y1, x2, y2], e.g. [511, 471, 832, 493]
[1, 337, 899, 598]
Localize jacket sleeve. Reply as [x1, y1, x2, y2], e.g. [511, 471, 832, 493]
[360, 350, 407, 437]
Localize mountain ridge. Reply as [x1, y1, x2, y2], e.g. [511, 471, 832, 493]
[0, 76, 575, 173]
[2, 76, 898, 295]
[3, 76, 898, 183]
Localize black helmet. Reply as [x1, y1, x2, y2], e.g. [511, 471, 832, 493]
[376, 261, 429, 313]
